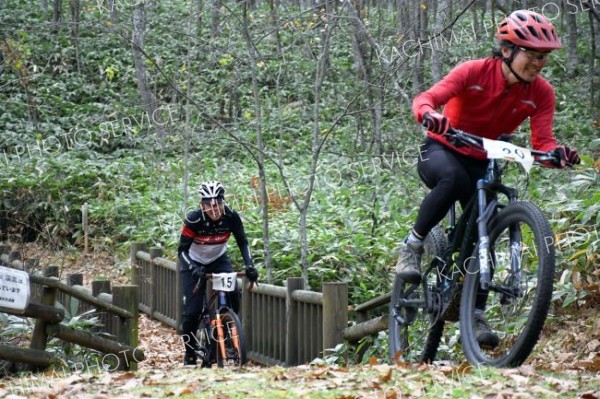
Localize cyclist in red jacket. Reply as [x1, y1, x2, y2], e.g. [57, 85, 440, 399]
[396, 10, 580, 348]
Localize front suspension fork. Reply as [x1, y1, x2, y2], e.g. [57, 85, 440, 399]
[475, 180, 518, 290]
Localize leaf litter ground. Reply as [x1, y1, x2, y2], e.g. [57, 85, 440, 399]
[2, 244, 599, 398]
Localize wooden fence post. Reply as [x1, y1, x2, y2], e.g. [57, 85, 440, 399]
[149, 247, 162, 320]
[241, 277, 252, 352]
[322, 282, 348, 355]
[112, 285, 139, 371]
[285, 277, 304, 366]
[92, 279, 111, 296]
[29, 265, 60, 370]
[0, 244, 10, 257]
[130, 242, 147, 286]
[175, 258, 182, 333]
[8, 250, 23, 270]
[82, 202, 89, 255]
[24, 258, 40, 273]
[67, 273, 84, 315]
[92, 279, 113, 336]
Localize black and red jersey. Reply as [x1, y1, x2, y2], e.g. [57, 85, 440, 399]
[177, 206, 253, 269]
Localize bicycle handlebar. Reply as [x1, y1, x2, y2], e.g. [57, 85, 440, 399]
[444, 127, 559, 164]
[194, 271, 257, 294]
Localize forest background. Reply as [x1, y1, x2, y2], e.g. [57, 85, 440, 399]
[0, 0, 598, 333]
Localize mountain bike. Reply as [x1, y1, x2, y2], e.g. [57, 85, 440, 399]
[389, 128, 562, 367]
[194, 271, 253, 368]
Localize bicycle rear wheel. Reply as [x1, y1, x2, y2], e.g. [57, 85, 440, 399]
[389, 226, 447, 363]
[460, 202, 555, 367]
[215, 310, 248, 367]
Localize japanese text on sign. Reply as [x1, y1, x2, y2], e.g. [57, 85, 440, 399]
[0, 266, 30, 312]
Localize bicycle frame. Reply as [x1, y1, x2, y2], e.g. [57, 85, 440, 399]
[195, 272, 250, 367]
[439, 130, 556, 315]
[389, 127, 560, 365]
[449, 129, 556, 293]
[211, 290, 241, 360]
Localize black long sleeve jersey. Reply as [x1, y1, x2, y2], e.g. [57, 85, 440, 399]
[177, 206, 253, 270]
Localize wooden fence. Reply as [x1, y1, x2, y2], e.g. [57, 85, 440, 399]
[0, 245, 144, 372]
[131, 242, 391, 366]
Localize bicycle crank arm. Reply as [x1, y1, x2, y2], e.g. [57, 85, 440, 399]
[487, 283, 520, 299]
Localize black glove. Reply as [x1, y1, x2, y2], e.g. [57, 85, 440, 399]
[422, 111, 450, 135]
[191, 264, 205, 281]
[552, 145, 580, 168]
[245, 266, 258, 283]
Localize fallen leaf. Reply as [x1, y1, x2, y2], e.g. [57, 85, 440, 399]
[378, 366, 392, 383]
[114, 371, 137, 381]
[517, 364, 536, 377]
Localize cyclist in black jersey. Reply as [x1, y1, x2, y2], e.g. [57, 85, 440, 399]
[177, 180, 258, 366]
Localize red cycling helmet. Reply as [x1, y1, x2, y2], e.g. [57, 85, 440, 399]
[497, 10, 562, 51]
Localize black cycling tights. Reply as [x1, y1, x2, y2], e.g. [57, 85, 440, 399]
[415, 139, 490, 310]
[414, 139, 488, 238]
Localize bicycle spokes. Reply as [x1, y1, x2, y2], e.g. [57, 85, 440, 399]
[460, 203, 555, 367]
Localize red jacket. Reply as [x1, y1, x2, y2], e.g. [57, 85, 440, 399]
[412, 58, 558, 159]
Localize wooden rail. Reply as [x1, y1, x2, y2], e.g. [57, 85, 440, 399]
[131, 243, 376, 366]
[2, 241, 392, 370]
[0, 246, 143, 372]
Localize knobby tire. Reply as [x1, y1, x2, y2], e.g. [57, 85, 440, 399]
[460, 202, 555, 367]
[216, 310, 248, 367]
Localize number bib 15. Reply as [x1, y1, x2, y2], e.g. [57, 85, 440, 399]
[211, 272, 237, 291]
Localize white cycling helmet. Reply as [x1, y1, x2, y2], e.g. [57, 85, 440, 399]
[198, 180, 225, 199]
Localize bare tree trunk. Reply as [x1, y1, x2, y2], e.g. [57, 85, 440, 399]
[69, 0, 81, 73]
[297, 9, 338, 287]
[470, 0, 480, 39]
[490, 0, 496, 39]
[1, 40, 39, 129]
[431, 0, 448, 82]
[594, 10, 600, 51]
[241, 0, 273, 281]
[590, 10, 600, 123]
[109, 0, 118, 28]
[182, 0, 197, 210]
[350, 0, 382, 154]
[196, 0, 204, 38]
[396, 0, 410, 39]
[41, 0, 49, 20]
[268, 0, 282, 56]
[411, 0, 427, 93]
[53, 0, 62, 31]
[566, 5, 578, 77]
[132, 2, 166, 136]
[211, 0, 221, 37]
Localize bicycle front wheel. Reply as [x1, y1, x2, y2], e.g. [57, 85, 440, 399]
[215, 310, 248, 367]
[460, 202, 555, 367]
[389, 226, 447, 363]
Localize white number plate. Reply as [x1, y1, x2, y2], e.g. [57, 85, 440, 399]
[211, 272, 237, 292]
[482, 138, 534, 173]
